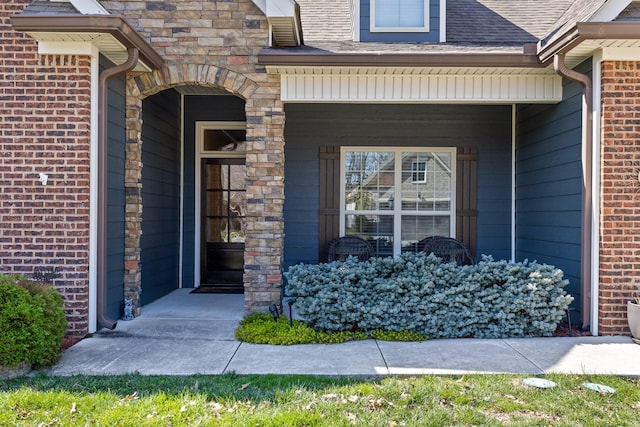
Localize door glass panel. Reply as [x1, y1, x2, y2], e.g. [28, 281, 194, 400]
[203, 129, 246, 152]
[201, 158, 246, 288]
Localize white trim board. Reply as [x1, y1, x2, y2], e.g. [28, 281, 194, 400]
[279, 73, 563, 103]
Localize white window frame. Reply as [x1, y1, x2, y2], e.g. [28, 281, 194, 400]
[340, 147, 456, 256]
[370, 0, 430, 33]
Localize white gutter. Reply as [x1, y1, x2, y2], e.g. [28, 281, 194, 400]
[88, 46, 100, 333]
[591, 50, 603, 337]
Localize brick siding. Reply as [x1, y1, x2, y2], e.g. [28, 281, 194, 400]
[1, 1, 92, 338]
[599, 60, 640, 335]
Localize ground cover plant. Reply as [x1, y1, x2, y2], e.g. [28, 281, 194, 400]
[285, 254, 573, 338]
[1, 373, 637, 426]
[235, 313, 428, 345]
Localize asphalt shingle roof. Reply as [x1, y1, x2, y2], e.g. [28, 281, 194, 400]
[20, 0, 81, 15]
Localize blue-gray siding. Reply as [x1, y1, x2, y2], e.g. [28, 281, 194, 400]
[101, 55, 126, 321]
[360, 0, 440, 42]
[182, 95, 246, 287]
[141, 90, 181, 304]
[283, 104, 512, 268]
[515, 59, 590, 312]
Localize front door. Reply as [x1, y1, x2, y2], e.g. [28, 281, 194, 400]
[201, 158, 246, 292]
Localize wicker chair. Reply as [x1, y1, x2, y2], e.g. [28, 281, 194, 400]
[421, 236, 475, 266]
[327, 236, 375, 262]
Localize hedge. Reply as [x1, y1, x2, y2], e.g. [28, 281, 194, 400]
[284, 253, 573, 338]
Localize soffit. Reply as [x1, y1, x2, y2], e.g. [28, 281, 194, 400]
[11, 15, 164, 72]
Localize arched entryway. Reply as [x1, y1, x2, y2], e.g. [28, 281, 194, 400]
[123, 65, 285, 316]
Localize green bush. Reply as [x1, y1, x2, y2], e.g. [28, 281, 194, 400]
[284, 253, 573, 339]
[0, 274, 67, 368]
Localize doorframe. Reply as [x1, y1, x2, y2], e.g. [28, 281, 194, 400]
[193, 121, 246, 287]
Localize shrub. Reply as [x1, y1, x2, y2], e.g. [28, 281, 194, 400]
[284, 254, 573, 339]
[0, 274, 67, 368]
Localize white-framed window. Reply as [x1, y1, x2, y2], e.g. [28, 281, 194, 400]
[196, 121, 246, 157]
[341, 147, 455, 257]
[411, 159, 427, 183]
[370, 0, 430, 33]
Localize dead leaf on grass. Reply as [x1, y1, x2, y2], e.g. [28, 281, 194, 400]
[122, 391, 139, 401]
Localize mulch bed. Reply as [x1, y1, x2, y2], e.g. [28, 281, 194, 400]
[552, 321, 591, 337]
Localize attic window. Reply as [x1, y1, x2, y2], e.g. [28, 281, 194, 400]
[371, 0, 429, 33]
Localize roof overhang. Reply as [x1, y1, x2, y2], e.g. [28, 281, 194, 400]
[258, 49, 563, 104]
[538, 22, 640, 66]
[11, 14, 164, 72]
[259, 51, 543, 68]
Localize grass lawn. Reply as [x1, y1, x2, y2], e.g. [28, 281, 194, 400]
[1, 373, 638, 426]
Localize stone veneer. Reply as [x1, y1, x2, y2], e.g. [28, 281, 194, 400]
[599, 60, 640, 335]
[102, 0, 285, 313]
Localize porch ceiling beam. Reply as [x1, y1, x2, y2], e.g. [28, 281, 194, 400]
[10, 14, 164, 71]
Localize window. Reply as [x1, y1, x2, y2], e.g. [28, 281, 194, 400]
[341, 148, 455, 257]
[411, 159, 427, 183]
[370, 0, 429, 33]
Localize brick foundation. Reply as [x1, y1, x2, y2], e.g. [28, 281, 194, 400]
[1, 1, 92, 338]
[599, 60, 640, 335]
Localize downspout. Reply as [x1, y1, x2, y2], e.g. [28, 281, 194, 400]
[97, 48, 139, 329]
[553, 53, 593, 329]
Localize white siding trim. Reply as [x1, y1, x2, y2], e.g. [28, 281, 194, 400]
[280, 73, 563, 103]
[599, 46, 640, 60]
[439, 0, 446, 43]
[591, 51, 604, 337]
[511, 104, 516, 262]
[88, 44, 100, 333]
[37, 40, 97, 56]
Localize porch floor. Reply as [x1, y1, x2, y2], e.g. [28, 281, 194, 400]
[44, 289, 640, 377]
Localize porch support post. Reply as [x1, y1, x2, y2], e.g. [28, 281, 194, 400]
[553, 53, 593, 329]
[243, 77, 285, 311]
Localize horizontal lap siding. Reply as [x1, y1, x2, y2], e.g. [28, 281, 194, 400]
[515, 60, 589, 311]
[102, 55, 127, 321]
[141, 90, 181, 304]
[283, 104, 512, 268]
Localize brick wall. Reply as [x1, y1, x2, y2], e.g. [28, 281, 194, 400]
[599, 60, 640, 335]
[0, 1, 92, 338]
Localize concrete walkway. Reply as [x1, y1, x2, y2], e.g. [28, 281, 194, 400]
[46, 289, 640, 377]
